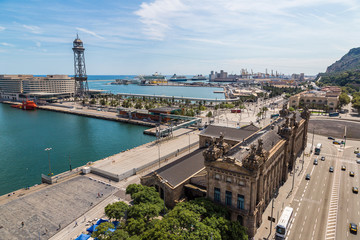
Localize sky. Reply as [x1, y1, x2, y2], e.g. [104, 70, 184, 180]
[1, 0, 360, 75]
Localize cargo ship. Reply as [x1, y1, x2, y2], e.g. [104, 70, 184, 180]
[11, 100, 37, 110]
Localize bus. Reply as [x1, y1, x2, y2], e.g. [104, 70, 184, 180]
[275, 207, 293, 240]
[314, 143, 322, 155]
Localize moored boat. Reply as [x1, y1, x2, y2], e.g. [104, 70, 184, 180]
[169, 74, 187, 81]
[191, 74, 207, 80]
[11, 100, 37, 110]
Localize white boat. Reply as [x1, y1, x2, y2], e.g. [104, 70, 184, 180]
[191, 74, 207, 80]
[169, 74, 187, 81]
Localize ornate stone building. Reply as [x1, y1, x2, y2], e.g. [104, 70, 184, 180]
[204, 105, 310, 237]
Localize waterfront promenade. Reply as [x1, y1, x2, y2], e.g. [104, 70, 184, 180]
[0, 120, 200, 239]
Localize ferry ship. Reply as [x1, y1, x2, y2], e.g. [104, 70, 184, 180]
[11, 100, 37, 110]
[169, 74, 187, 81]
[191, 74, 207, 80]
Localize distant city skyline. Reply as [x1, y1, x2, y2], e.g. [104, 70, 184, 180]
[0, 0, 359, 75]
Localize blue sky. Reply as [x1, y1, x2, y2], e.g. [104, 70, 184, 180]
[0, 0, 360, 75]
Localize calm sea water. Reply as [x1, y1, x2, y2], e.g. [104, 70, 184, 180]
[0, 103, 154, 195]
[87, 75, 225, 99]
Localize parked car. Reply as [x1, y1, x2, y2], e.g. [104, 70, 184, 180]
[305, 174, 311, 180]
[350, 171, 355, 177]
[328, 136, 335, 140]
[333, 140, 341, 145]
[321, 156, 325, 161]
[341, 165, 346, 171]
[313, 159, 318, 165]
[329, 166, 334, 172]
[356, 159, 360, 164]
[353, 187, 358, 194]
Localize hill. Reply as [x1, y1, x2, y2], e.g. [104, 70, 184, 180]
[326, 47, 360, 73]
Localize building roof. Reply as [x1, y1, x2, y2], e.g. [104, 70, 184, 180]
[155, 149, 205, 187]
[200, 124, 259, 142]
[227, 118, 285, 161]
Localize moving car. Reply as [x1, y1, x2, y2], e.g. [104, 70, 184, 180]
[313, 159, 318, 165]
[350, 223, 358, 234]
[321, 156, 325, 161]
[329, 166, 334, 172]
[350, 171, 355, 177]
[305, 174, 311, 180]
[341, 165, 346, 171]
[353, 187, 358, 194]
[333, 140, 341, 145]
[328, 136, 335, 140]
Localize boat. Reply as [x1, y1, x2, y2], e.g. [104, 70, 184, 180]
[169, 74, 187, 82]
[140, 72, 167, 84]
[191, 74, 207, 80]
[11, 100, 37, 110]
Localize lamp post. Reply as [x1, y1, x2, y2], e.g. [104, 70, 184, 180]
[45, 148, 52, 176]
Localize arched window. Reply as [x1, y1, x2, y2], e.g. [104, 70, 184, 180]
[215, 174, 220, 180]
[306, 99, 310, 103]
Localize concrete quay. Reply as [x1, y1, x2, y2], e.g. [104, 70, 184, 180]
[0, 123, 200, 240]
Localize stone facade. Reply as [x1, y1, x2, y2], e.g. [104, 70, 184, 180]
[289, 90, 339, 111]
[204, 106, 310, 238]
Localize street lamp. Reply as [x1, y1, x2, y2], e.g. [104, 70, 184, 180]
[45, 148, 52, 176]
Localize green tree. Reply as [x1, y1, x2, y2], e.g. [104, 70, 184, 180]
[91, 222, 115, 240]
[339, 92, 350, 107]
[127, 203, 162, 221]
[90, 98, 96, 104]
[105, 201, 129, 221]
[289, 107, 295, 112]
[352, 99, 360, 114]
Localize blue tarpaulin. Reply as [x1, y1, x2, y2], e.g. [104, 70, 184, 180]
[112, 221, 120, 228]
[87, 224, 98, 233]
[96, 219, 109, 225]
[75, 234, 91, 240]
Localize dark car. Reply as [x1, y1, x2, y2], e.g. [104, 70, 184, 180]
[305, 174, 311, 180]
[329, 166, 334, 172]
[321, 156, 325, 161]
[328, 136, 335, 140]
[313, 159, 318, 165]
[353, 187, 358, 194]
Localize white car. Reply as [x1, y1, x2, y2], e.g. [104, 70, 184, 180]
[357, 159, 360, 164]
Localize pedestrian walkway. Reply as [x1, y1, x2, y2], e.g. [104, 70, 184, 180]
[254, 142, 313, 240]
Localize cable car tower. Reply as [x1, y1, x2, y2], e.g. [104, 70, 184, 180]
[72, 34, 89, 97]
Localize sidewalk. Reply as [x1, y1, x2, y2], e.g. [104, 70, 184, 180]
[254, 141, 313, 240]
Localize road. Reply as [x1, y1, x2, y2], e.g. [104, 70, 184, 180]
[286, 135, 360, 240]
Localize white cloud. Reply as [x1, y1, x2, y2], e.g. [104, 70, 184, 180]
[134, 0, 356, 40]
[0, 26, 5, 31]
[36, 42, 41, 47]
[23, 24, 42, 34]
[134, 0, 188, 40]
[76, 27, 105, 40]
[0, 42, 14, 47]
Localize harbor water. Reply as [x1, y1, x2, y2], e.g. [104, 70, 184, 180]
[87, 75, 225, 99]
[0, 103, 154, 196]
